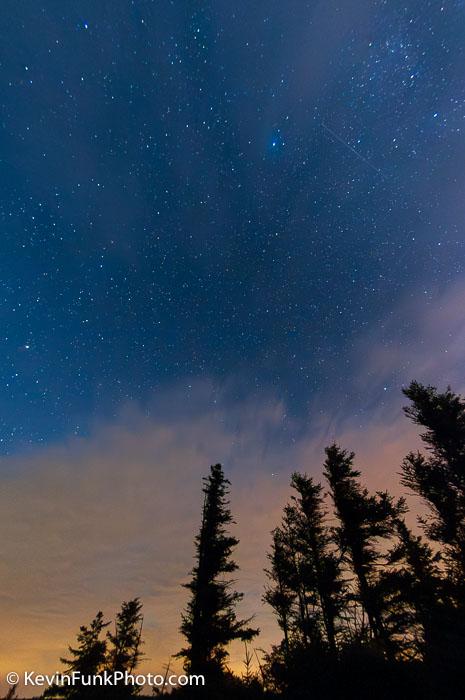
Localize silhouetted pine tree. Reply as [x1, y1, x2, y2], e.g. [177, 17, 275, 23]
[383, 518, 449, 664]
[177, 463, 258, 680]
[264, 509, 319, 676]
[289, 473, 346, 651]
[44, 611, 109, 698]
[323, 444, 406, 655]
[401, 381, 465, 586]
[280, 501, 323, 649]
[107, 598, 144, 696]
[263, 473, 348, 697]
[401, 381, 465, 686]
[264, 527, 294, 657]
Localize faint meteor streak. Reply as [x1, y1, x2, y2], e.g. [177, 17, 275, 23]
[321, 122, 382, 175]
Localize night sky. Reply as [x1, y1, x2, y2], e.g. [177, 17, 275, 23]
[3, 2, 465, 691]
[1, 0, 465, 452]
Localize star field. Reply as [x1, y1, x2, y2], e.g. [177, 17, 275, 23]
[1, 0, 465, 451]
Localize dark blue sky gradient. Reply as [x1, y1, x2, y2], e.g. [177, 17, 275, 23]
[1, 0, 464, 451]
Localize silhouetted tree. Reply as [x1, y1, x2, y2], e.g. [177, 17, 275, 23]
[289, 473, 346, 651]
[107, 598, 144, 696]
[177, 463, 258, 680]
[279, 500, 323, 649]
[268, 510, 318, 651]
[265, 474, 346, 652]
[324, 444, 406, 655]
[264, 527, 294, 657]
[383, 518, 450, 663]
[401, 381, 465, 586]
[401, 381, 465, 688]
[44, 611, 109, 698]
[263, 473, 348, 697]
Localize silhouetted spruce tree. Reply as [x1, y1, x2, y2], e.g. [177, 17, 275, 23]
[263, 521, 303, 695]
[107, 598, 144, 696]
[323, 444, 406, 655]
[264, 511, 318, 666]
[263, 473, 348, 697]
[289, 473, 346, 651]
[401, 381, 465, 687]
[401, 381, 465, 586]
[383, 518, 449, 664]
[280, 501, 323, 649]
[264, 527, 294, 657]
[177, 464, 258, 679]
[44, 611, 109, 699]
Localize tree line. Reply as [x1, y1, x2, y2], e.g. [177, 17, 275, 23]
[8, 380, 465, 699]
